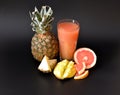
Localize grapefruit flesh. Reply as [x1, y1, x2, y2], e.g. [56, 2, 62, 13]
[74, 62, 86, 75]
[74, 70, 89, 80]
[74, 48, 97, 69]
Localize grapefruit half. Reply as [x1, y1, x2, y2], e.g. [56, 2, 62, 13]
[74, 47, 97, 69]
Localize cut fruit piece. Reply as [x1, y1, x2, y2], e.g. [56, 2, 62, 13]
[74, 62, 86, 75]
[63, 61, 76, 79]
[74, 47, 97, 69]
[38, 55, 57, 73]
[53, 60, 76, 80]
[38, 55, 51, 73]
[53, 60, 69, 79]
[74, 70, 89, 80]
[48, 59, 57, 70]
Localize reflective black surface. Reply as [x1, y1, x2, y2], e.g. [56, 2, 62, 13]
[0, 0, 120, 95]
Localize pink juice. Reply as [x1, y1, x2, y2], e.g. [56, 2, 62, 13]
[57, 20, 80, 60]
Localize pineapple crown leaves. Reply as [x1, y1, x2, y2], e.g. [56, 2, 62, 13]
[29, 5, 54, 33]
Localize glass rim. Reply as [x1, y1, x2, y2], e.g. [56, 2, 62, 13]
[57, 19, 80, 30]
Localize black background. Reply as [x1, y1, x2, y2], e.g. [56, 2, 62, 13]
[0, 0, 120, 95]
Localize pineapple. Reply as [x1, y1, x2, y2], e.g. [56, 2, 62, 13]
[38, 55, 57, 73]
[30, 6, 59, 61]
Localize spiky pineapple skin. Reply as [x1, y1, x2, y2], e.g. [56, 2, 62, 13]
[31, 32, 59, 61]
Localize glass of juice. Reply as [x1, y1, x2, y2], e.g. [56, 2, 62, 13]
[57, 19, 80, 60]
